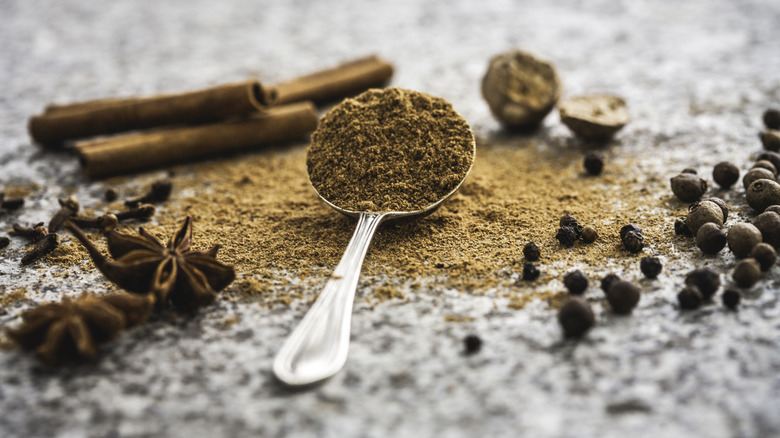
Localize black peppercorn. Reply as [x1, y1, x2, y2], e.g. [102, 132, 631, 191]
[583, 151, 605, 176]
[622, 230, 644, 253]
[559, 214, 583, 236]
[581, 225, 598, 243]
[732, 258, 761, 288]
[696, 222, 727, 254]
[606, 280, 641, 315]
[640, 256, 662, 279]
[523, 242, 541, 261]
[600, 274, 620, 293]
[721, 288, 741, 310]
[463, 334, 482, 354]
[712, 161, 740, 189]
[619, 223, 642, 240]
[522, 263, 540, 281]
[685, 267, 720, 300]
[674, 219, 693, 237]
[563, 270, 588, 295]
[678, 285, 703, 310]
[764, 108, 780, 130]
[558, 297, 595, 338]
[749, 242, 777, 271]
[556, 226, 579, 247]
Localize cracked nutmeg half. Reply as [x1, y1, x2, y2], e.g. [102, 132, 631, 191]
[6, 292, 153, 365]
[66, 216, 235, 313]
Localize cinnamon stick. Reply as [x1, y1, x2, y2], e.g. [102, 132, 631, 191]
[274, 55, 394, 105]
[75, 102, 317, 178]
[29, 80, 275, 145]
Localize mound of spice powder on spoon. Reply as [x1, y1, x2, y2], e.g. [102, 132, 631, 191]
[306, 87, 474, 212]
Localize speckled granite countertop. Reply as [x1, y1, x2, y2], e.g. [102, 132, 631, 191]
[1, 1, 779, 437]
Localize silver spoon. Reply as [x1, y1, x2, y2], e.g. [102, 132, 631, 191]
[273, 139, 475, 386]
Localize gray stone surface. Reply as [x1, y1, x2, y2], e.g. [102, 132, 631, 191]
[1, 0, 780, 437]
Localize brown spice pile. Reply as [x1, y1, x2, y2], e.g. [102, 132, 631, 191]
[137, 133, 676, 310]
[307, 87, 474, 212]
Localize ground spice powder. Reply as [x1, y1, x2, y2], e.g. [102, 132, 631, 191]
[307, 87, 474, 212]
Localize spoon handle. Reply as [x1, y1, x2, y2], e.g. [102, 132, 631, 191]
[273, 212, 388, 386]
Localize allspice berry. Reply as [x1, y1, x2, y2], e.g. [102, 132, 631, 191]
[753, 211, 780, 248]
[522, 263, 540, 281]
[563, 270, 588, 295]
[581, 225, 598, 243]
[742, 167, 775, 190]
[559, 95, 630, 140]
[670, 172, 707, 202]
[685, 267, 720, 300]
[606, 280, 641, 314]
[696, 222, 727, 254]
[678, 285, 703, 310]
[765, 205, 780, 215]
[721, 288, 741, 310]
[584, 151, 605, 175]
[764, 108, 780, 129]
[686, 200, 724, 235]
[749, 242, 777, 271]
[704, 197, 728, 222]
[558, 297, 595, 338]
[761, 130, 780, 152]
[712, 161, 740, 189]
[752, 160, 778, 176]
[727, 223, 762, 258]
[600, 274, 620, 293]
[746, 179, 780, 212]
[732, 258, 761, 288]
[757, 151, 780, 171]
[640, 256, 663, 279]
[481, 50, 561, 128]
[674, 219, 693, 236]
[523, 241, 541, 261]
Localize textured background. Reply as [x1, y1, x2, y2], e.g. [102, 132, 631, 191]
[1, 1, 780, 437]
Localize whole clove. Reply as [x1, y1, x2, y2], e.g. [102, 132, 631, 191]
[69, 213, 119, 231]
[49, 196, 79, 232]
[21, 233, 59, 265]
[11, 222, 48, 242]
[114, 204, 156, 222]
[125, 179, 173, 207]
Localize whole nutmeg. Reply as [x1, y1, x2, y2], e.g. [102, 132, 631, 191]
[704, 197, 729, 222]
[481, 50, 561, 128]
[606, 281, 641, 314]
[558, 297, 595, 338]
[581, 225, 598, 243]
[742, 168, 775, 190]
[685, 267, 720, 300]
[749, 242, 777, 271]
[622, 230, 644, 253]
[752, 159, 778, 176]
[753, 211, 780, 249]
[670, 172, 707, 202]
[696, 223, 727, 254]
[678, 285, 703, 310]
[712, 161, 740, 189]
[746, 179, 780, 212]
[727, 223, 762, 258]
[686, 200, 724, 235]
[559, 95, 630, 140]
[760, 130, 780, 152]
[732, 258, 761, 288]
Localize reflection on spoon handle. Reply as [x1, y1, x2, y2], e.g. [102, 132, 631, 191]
[273, 212, 388, 386]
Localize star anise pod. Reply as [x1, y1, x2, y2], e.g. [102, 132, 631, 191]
[66, 216, 235, 313]
[6, 292, 153, 365]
